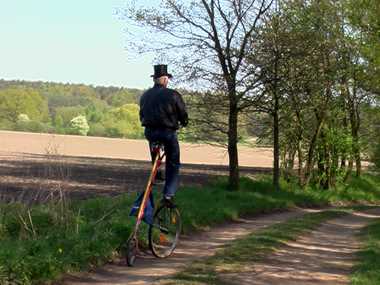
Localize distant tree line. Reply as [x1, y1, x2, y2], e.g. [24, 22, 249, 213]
[0, 80, 261, 143]
[0, 80, 145, 139]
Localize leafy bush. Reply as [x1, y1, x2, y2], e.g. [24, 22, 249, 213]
[103, 104, 144, 139]
[0, 87, 49, 123]
[17, 114, 30, 122]
[69, 115, 90, 136]
[14, 121, 53, 133]
[88, 122, 107, 137]
[55, 106, 86, 127]
[0, 119, 15, 131]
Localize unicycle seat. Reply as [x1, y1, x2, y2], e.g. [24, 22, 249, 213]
[151, 142, 165, 154]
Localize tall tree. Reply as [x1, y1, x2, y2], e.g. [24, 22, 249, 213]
[125, 0, 274, 190]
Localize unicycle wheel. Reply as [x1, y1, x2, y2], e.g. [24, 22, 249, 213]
[148, 205, 181, 258]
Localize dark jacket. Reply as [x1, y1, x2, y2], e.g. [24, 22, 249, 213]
[139, 84, 188, 130]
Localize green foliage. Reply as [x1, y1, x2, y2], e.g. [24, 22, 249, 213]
[54, 106, 86, 127]
[12, 112, 53, 134]
[0, 87, 49, 123]
[53, 114, 65, 134]
[0, 80, 145, 139]
[14, 121, 53, 133]
[106, 90, 139, 107]
[69, 115, 90, 136]
[361, 104, 380, 170]
[17, 114, 30, 122]
[373, 143, 380, 170]
[0, 119, 15, 131]
[347, 0, 380, 92]
[351, 219, 380, 284]
[0, 174, 379, 283]
[103, 104, 144, 139]
[87, 123, 106, 137]
[85, 103, 107, 124]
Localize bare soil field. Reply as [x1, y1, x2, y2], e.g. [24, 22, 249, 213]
[0, 131, 272, 200]
[0, 130, 273, 166]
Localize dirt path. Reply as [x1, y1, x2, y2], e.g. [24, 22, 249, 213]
[221, 207, 380, 285]
[60, 208, 314, 285]
[61, 208, 380, 285]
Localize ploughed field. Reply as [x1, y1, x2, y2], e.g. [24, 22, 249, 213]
[0, 131, 273, 201]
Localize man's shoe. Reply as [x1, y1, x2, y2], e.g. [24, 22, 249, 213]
[161, 197, 176, 208]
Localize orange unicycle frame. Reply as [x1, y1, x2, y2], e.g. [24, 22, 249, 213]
[126, 143, 165, 266]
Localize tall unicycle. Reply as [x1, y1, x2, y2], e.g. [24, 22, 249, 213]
[124, 142, 165, 266]
[148, 203, 181, 258]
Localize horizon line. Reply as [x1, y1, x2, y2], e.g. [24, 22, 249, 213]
[0, 77, 146, 90]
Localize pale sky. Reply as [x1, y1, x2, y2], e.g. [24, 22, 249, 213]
[0, 0, 155, 89]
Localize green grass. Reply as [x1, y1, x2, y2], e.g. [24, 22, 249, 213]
[0, 174, 379, 284]
[158, 210, 347, 285]
[351, 219, 380, 284]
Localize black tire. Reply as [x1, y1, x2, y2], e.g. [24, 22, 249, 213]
[126, 236, 138, 266]
[148, 205, 181, 258]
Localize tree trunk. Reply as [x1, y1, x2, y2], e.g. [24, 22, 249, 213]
[228, 96, 239, 190]
[331, 145, 339, 187]
[344, 159, 353, 182]
[352, 91, 361, 177]
[303, 117, 325, 187]
[340, 117, 348, 171]
[352, 126, 361, 177]
[344, 80, 361, 178]
[324, 139, 331, 189]
[272, 50, 280, 191]
[297, 140, 304, 186]
[273, 105, 280, 191]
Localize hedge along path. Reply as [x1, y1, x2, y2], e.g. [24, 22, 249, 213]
[219, 207, 380, 285]
[61, 208, 314, 285]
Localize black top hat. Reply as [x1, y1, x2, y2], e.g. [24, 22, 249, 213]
[151, 64, 173, 79]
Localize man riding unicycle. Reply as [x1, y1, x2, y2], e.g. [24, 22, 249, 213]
[139, 64, 188, 206]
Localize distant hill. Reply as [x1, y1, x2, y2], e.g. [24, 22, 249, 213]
[0, 79, 144, 107]
[0, 79, 145, 138]
[0, 79, 263, 144]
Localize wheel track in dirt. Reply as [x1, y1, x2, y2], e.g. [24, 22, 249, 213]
[219, 207, 380, 285]
[60, 208, 380, 285]
[60, 208, 314, 285]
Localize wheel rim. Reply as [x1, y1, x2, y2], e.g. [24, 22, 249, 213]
[149, 206, 181, 258]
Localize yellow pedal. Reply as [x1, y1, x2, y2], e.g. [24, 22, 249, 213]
[159, 233, 167, 244]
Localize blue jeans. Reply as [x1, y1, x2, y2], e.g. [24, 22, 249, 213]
[145, 128, 180, 198]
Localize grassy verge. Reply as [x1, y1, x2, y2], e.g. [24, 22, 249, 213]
[0, 174, 379, 284]
[158, 210, 347, 285]
[351, 219, 380, 284]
